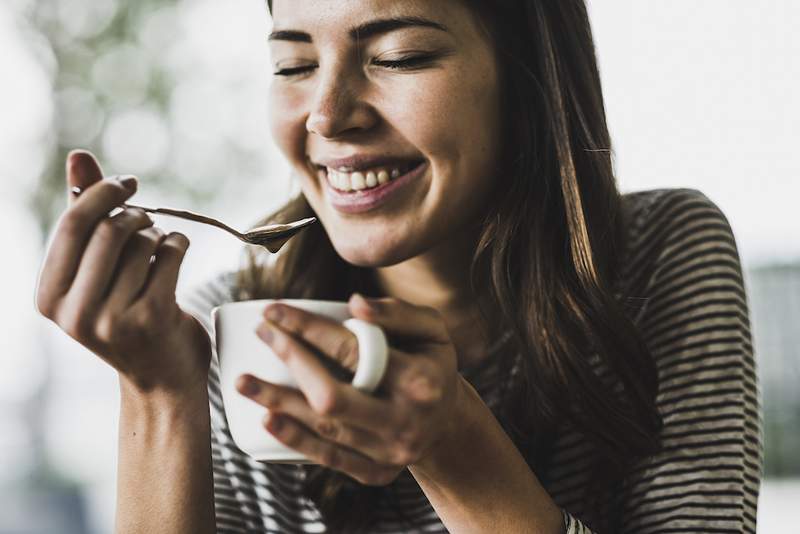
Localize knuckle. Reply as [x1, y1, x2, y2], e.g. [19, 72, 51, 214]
[405, 439, 424, 462]
[334, 334, 359, 369]
[128, 208, 152, 226]
[61, 311, 93, 341]
[131, 300, 167, 332]
[393, 438, 424, 467]
[405, 364, 444, 404]
[97, 211, 148, 244]
[318, 445, 340, 469]
[135, 227, 166, 249]
[261, 390, 281, 409]
[315, 418, 339, 440]
[106, 179, 134, 198]
[140, 225, 166, 239]
[393, 419, 417, 447]
[403, 362, 426, 386]
[144, 298, 170, 321]
[420, 377, 445, 404]
[94, 313, 118, 343]
[35, 291, 57, 319]
[269, 330, 290, 358]
[60, 210, 90, 237]
[280, 424, 302, 448]
[364, 469, 399, 487]
[397, 429, 421, 450]
[312, 388, 344, 416]
[391, 447, 415, 467]
[95, 217, 126, 242]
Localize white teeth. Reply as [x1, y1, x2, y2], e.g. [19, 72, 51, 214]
[340, 173, 352, 191]
[325, 165, 410, 192]
[329, 171, 351, 191]
[351, 172, 366, 191]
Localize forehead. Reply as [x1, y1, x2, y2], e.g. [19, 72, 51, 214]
[270, 0, 463, 33]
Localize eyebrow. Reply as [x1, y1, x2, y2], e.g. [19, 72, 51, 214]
[268, 16, 448, 43]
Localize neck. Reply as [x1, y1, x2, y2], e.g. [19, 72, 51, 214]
[374, 226, 490, 368]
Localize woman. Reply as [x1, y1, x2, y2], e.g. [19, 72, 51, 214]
[35, 0, 761, 532]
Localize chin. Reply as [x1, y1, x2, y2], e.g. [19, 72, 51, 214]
[329, 233, 416, 268]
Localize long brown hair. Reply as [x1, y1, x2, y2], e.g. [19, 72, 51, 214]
[246, 1, 662, 531]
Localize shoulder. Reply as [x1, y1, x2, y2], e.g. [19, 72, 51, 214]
[621, 187, 736, 248]
[617, 188, 744, 322]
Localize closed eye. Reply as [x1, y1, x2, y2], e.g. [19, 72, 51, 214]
[371, 54, 439, 70]
[274, 64, 317, 77]
[274, 53, 440, 78]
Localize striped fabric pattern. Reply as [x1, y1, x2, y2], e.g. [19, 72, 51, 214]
[181, 188, 762, 533]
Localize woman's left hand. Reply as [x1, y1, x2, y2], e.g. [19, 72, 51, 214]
[235, 293, 467, 486]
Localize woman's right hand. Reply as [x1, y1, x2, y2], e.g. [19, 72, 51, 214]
[35, 150, 211, 398]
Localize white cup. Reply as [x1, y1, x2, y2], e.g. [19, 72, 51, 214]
[212, 299, 389, 463]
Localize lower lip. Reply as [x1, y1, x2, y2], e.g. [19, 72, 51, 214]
[323, 162, 427, 215]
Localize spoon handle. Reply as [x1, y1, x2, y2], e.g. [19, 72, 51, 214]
[70, 186, 243, 238]
[127, 204, 244, 238]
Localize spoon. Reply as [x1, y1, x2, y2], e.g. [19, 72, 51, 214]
[71, 186, 317, 253]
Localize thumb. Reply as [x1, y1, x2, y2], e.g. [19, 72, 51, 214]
[348, 294, 450, 345]
[66, 149, 104, 203]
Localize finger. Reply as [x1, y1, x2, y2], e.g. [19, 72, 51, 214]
[382, 349, 447, 405]
[263, 412, 402, 486]
[348, 294, 451, 346]
[66, 150, 104, 205]
[262, 303, 361, 372]
[139, 232, 190, 300]
[68, 208, 154, 306]
[255, 321, 398, 425]
[236, 375, 402, 465]
[36, 178, 139, 316]
[104, 226, 168, 309]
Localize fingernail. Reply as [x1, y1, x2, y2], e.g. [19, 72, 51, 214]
[256, 324, 274, 344]
[265, 305, 283, 324]
[267, 413, 283, 433]
[238, 376, 260, 396]
[115, 175, 137, 190]
[167, 232, 190, 249]
[351, 293, 372, 311]
[67, 148, 89, 159]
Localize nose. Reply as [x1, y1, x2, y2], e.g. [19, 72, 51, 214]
[305, 69, 377, 139]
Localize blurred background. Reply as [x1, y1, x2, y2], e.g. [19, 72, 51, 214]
[0, 0, 797, 532]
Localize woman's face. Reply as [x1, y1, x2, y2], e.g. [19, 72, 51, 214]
[268, 0, 502, 267]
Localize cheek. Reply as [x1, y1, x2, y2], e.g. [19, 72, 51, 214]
[268, 87, 308, 165]
[388, 69, 500, 173]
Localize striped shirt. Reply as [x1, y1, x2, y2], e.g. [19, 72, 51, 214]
[181, 188, 762, 533]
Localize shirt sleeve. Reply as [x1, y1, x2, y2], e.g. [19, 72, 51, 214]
[565, 189, 762, 533]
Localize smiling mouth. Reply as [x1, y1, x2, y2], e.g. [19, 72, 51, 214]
[314, 161, 424, 193]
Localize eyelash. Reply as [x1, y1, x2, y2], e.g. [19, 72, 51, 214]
[273, 54, 436, 77]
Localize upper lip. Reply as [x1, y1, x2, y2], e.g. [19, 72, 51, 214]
[311, 154, 424, 172]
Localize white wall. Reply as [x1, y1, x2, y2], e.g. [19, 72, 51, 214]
[588, 0, 799, 266]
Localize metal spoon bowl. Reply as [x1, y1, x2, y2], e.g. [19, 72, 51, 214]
[71, 186, 317, 253]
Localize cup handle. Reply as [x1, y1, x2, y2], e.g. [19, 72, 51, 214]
[342, 318, 389, 392]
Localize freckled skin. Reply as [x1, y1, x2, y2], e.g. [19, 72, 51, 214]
[269, 0, 504, 268]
